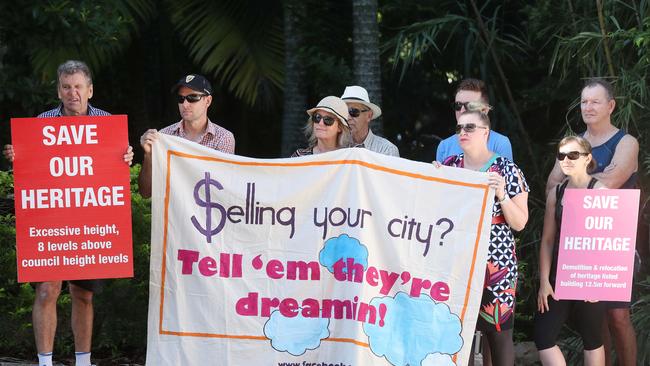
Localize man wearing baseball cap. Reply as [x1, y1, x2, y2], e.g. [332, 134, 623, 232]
[138, 74, 235, 197]
[340, 86, 399, 156]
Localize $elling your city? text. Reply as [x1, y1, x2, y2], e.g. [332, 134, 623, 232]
[190, 172, 296, 243]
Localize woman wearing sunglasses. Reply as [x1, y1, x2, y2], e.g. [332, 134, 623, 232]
[292, 96, 352, 157]
[441, 106, 529, 366]
[534, 136, 606, 365]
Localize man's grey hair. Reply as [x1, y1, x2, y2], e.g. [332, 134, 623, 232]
[583, 78, 615, 101]
[57, 60, 93, 86]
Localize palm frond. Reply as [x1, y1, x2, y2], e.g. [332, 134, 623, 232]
[28, 0, 155, 79]
[165, 0, 283, 107]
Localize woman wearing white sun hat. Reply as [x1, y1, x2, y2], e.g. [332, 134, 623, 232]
[292, 96, 352, 156]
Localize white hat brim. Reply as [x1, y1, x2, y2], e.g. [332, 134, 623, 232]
[306, 107, 349, 127]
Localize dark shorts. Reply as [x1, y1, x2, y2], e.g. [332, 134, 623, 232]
[32, 280, 103, 293]
[534, 298, 606, 351]
[69, 279, 102, 293]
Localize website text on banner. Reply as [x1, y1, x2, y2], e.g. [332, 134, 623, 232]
[12, 116, 133, 282]
[146, 135, 494, 366]
[555, 189, 639, 301]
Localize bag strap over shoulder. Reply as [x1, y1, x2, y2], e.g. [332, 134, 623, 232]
[479, 154, 500, 172]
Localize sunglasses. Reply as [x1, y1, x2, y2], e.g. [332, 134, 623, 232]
[177, 94, 207, 104]
[311, 113, 337, 126]
[453, 101, 492, 112]
[349, 107, 370, 118]
[557, 151, 589, 161]
[455, 123, 488, 134]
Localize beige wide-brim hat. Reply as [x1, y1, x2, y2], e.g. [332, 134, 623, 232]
[340, 85, 382, 119]
[306, 96, 350, 127]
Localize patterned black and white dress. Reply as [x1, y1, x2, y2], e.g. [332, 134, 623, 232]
[291, 147, 314, 157]
[443, 154, 529, 332]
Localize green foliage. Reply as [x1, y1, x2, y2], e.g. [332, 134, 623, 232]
[632, 276, 650, 364]
[0, 212, 34, 354]
[0, 166, 151, 361]
[165, 0, 284, 107]
[91, 164, 151, 361]
[0, 0, 155, 121]
[26, 0, 155, 79]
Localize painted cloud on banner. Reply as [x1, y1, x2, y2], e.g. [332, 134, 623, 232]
[264, 309, 330, 356]
[421, 353, 456, 366]
[319, 234, 368, 274]
[363, 292, 463, 366]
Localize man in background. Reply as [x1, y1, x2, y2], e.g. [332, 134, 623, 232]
[436, 78, 513, 162]
[340, 85, 399, 156]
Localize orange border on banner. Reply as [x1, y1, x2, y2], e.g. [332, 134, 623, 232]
[158, 150, 490, 351]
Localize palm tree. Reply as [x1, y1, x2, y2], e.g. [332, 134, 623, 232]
[352, 0, 383, 135]
[280, 0, 308, 157]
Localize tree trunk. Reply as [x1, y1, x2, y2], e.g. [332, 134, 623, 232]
[352, 0, 383, 135]
[280, 0, 308, 157]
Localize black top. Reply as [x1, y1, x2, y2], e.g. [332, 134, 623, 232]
[550, 178, 598, 284]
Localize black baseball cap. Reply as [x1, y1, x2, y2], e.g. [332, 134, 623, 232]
[171, 74, 212, 95]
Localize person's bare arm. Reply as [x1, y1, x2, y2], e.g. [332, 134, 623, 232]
[591, 134, 639, 188]
[501, 192, 529, 231]
[538, 190, 558, 313]
[489, 171, 529, 231]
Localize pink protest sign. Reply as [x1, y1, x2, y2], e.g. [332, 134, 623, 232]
[555, 189, 639, 301]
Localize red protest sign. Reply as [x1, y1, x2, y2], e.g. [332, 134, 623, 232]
[11, 115, 133, 282]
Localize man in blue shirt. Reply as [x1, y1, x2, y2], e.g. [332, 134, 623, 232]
[436, 78, 513, 162]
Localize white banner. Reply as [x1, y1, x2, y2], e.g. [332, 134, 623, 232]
[146, 135, 494, 366]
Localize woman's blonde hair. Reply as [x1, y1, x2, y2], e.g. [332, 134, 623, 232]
[558, 135, 597, 172]
[303, 116, 352, 149]
[460, 102, 492, 128]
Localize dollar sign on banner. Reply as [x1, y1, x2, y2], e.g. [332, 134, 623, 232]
[191, 172, 226, 243]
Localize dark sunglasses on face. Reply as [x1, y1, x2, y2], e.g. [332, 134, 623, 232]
[311, 113, 336, 126]
[455, 123, 488, 134]
[177, 94, 207, 104]
[453, 101, 470, 111]
[349, 107, 370, 118]
[557, 151, 589, 161]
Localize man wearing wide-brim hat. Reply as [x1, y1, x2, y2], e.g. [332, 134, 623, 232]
[340, 86, 399, 157]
